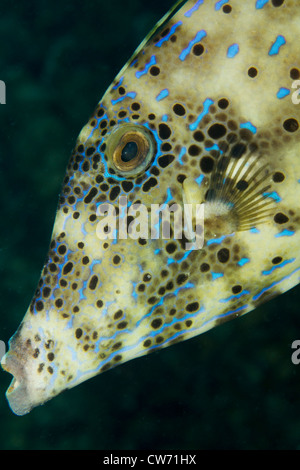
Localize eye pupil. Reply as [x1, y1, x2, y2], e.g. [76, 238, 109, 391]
[121, 141, 138, 162]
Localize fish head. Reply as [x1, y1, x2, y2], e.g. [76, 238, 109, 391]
[2, 0, 300, 415]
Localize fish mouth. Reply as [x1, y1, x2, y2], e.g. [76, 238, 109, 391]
[1, 325, 50, 416]
[1, 350, 34, 416]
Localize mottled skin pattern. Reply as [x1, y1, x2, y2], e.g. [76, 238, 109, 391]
[2, 0, 300, 415]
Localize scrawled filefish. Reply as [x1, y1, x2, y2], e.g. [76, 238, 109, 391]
[2, 0, 300, 416]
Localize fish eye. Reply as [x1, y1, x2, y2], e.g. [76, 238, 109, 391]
[106, 124, 156, 177]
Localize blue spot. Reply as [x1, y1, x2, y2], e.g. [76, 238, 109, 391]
[212, 272, 224, 281]
[203, 305, 248, 328]
[196, 174, 204, 185]
[255, 0, 269, 8]
[130, 59, 138, 68]
[190, 98, 214, 131]
[263, 191, 281, 203]
[240, 122, 257, 134]
[185, 0, 204, 17]
[269, 35, 286, 56]
[250, 227, 260, 234]
[178, 147, 186, 165]
[162, 114, 169, 122]
[179, 30, 207, 61]
[207, 234, 233, 246]
[215, 0, 229, 10]
[112, 77, 124, 89]
[155, 21, 182, 47]
[156, 89, 169, 101]
[253, 266, 300, 302]
[220, 290, 250, 303]
[111, 92, 137, 106]
[227, 43, 239, 58]
[238, 258, 250, 267]
[275, 229, 295, 237]
[205, 144, 220, 152]
[262, 258, 295, 276]
[135, 55, 156, 79]
[277, 87, 290, 99]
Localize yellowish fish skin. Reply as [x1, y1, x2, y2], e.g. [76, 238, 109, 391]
[2, 0, 300, 415]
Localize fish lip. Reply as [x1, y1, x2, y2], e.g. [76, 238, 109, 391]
[1, 350, 33, 416]
[1, 327, 50, 416]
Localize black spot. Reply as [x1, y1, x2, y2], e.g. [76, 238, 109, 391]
[283, 118, 299, 133]
[273, 172, 285, 183]
[290, 68, 300, 80]
[143, 339, 151, 347]
[232, 285, 242, 294]
[55, 299, 63, 308]
[82, 161, 90, 172]
[36, 300, 44, 312]
[84, 187, 98, 204]
[186, 302, 199, 312]
[89, 275, 99, 290]
[109, 186, 121, 201]
[223, 4, 232, 13]
[82, 256, 89, 265]
[274, 213, 289, 224]
[131, 102, 140, 111]
[158, 123, 171, 140]
[117, 321, 128, 329]
[121, 181, 134, 192]
[150, 66, 160, 76]
[272, 256, 283, 264]
[217, 248, 230, 263]
[231, 143, 247, 158]
[158, 154, 175, 168]
[271, 0, 284, 6]
[193, 130, 205, 142]
[173, 104, 186, 116]
[63, 262, 73, 275]
[75, 328, 83, 339]
[248, 67, 258, 78]
[113, 254, 121, 265]
[86, 146, 95, 156]
[166, 242, 176, 254]
[200, 156, 214, 173]
[96, 175, 104, 184]
[188, 145, 201, 156]
[151, 318, 163, 329]
[114, 310, 123, 320]
[177, 273, 188, 285]
[208, 123, 226, 139]
[177, 174, 187, 183]
[192, 44, 204, 56]
[47, 353, 54, 361]
[200, 263, 210, 272]
[218, 98, 229, 109]
[142, 177, 158, 192]
[236, 180, 249, 191]
[96, 300, 103, 308]
[43, 287, 51, 298]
